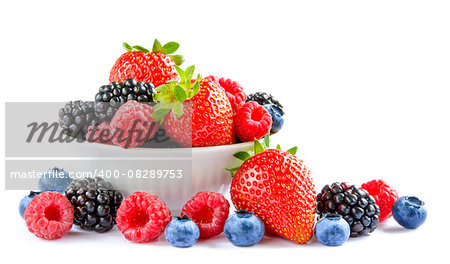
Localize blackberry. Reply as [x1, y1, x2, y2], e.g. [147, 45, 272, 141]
[246, 92, 284, 115]
[58, 100, 101, 139]
[95, 78, 156, 104]
[316, 182, 381, 237]
[65, 177, 123, 233]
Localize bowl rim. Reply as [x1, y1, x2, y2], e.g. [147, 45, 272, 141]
[83, 139, 254, 152]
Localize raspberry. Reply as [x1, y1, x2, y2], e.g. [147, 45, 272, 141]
[361, 179, 399, 222]
[206, 76, 246, 112]
[24, 192, 73, 240]
[86, 122, 114, 144]
[116, 192, 171, 243]
[234, 101, 272, 142]
[181, 191, 230, 238]
[109, 101, 158, 148]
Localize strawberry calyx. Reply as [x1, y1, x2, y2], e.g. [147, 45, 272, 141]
[151, 65, 202, 124]
[226, 134, 298, 177]
[122, 39, 184, 66]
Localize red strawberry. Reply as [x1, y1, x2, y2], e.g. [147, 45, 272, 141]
[229, 139, 316, 244]
[152, 65, 234, 147]
[206, 76, 246, 112]
[109, 39, 184, 87]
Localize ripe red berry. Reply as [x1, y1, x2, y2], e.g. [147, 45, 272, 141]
[109, 40, 183, 87]
[230, 149, 316, 244]
[181, 191, 230, 238]
[361, 179, 399, 222]
[116, 192, 171, 243]
[24, 192, 74, 240]
[234, 101, 272, 142]
[206, 76, 246, 113]
[86, 121, 113, 144]
[109, 101, 158, 148]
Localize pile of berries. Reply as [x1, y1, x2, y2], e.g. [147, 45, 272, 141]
[57, 38, 286, 149]
[21, 38, 427, 248]
[20, 164, 426, 246]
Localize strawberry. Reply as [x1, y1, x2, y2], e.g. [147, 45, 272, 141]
[152, 65, 234, 147]
[228, 137, 316, 244]
[109, 39, 184, 87]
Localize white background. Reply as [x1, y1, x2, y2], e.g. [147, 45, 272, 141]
[1, 0, 449, 263]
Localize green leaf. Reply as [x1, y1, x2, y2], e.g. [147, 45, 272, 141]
[132, 45, 149, 53]
[152, 39, 163, 52]
[156, 84, 170, 93]
[174, 65, 187, 86]
[233, 151, 252, 161]
[263, 134, 270, 149]
[172, 103, 184, 118]
[174, 85, 187, 102]
[162, 42, 180, 54]
[170, 54, 184, 66]
[286, 146, 298, 155]
[153, 93, 163, 102]
[122, 42, 133, 52]
[254, 140, 265, 155]
[276, 144, 281, 150]
[225, 166, 240, 177]
[152, 108, 170, 120]
[185, 65, 195, 83]
[192, 82, 200, 97]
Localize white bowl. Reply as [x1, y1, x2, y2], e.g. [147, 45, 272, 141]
[80, 141, 253, 215]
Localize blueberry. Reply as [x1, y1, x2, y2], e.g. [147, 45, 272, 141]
[38, 168, 72, 192]
[19, 191, 41, 219]
[262, 104, 284, 134]
[164, 215, 200, 248]
[392, 196, 427, 229]
[314, 214, 350, 246]
[224, 210, 265, 247]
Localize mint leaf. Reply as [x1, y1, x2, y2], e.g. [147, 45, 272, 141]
[254, 140, 265, 155]
[170, 54, 184, 66]
[286, 146, 298, 155]
[132, 45, 149, 53]
[174, 85, 187, 102]
[162, 42, 180, 54]
[123, 42, 133, 52]
[233, 151, 251, 161]
[152, 39, 163, 52]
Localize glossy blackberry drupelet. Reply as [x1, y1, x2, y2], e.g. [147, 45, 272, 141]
[392, 196, 427, 229]
[246, 92, 284, 115]
[95, 79, 156, 104]
[164, 215, 200, 248]
[94, 79, 156, 122]
[58, 100, 101, 139]
[316, 182, 380, 237]
[65, 177, 123, 233]
[314, 214, 350, 246]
